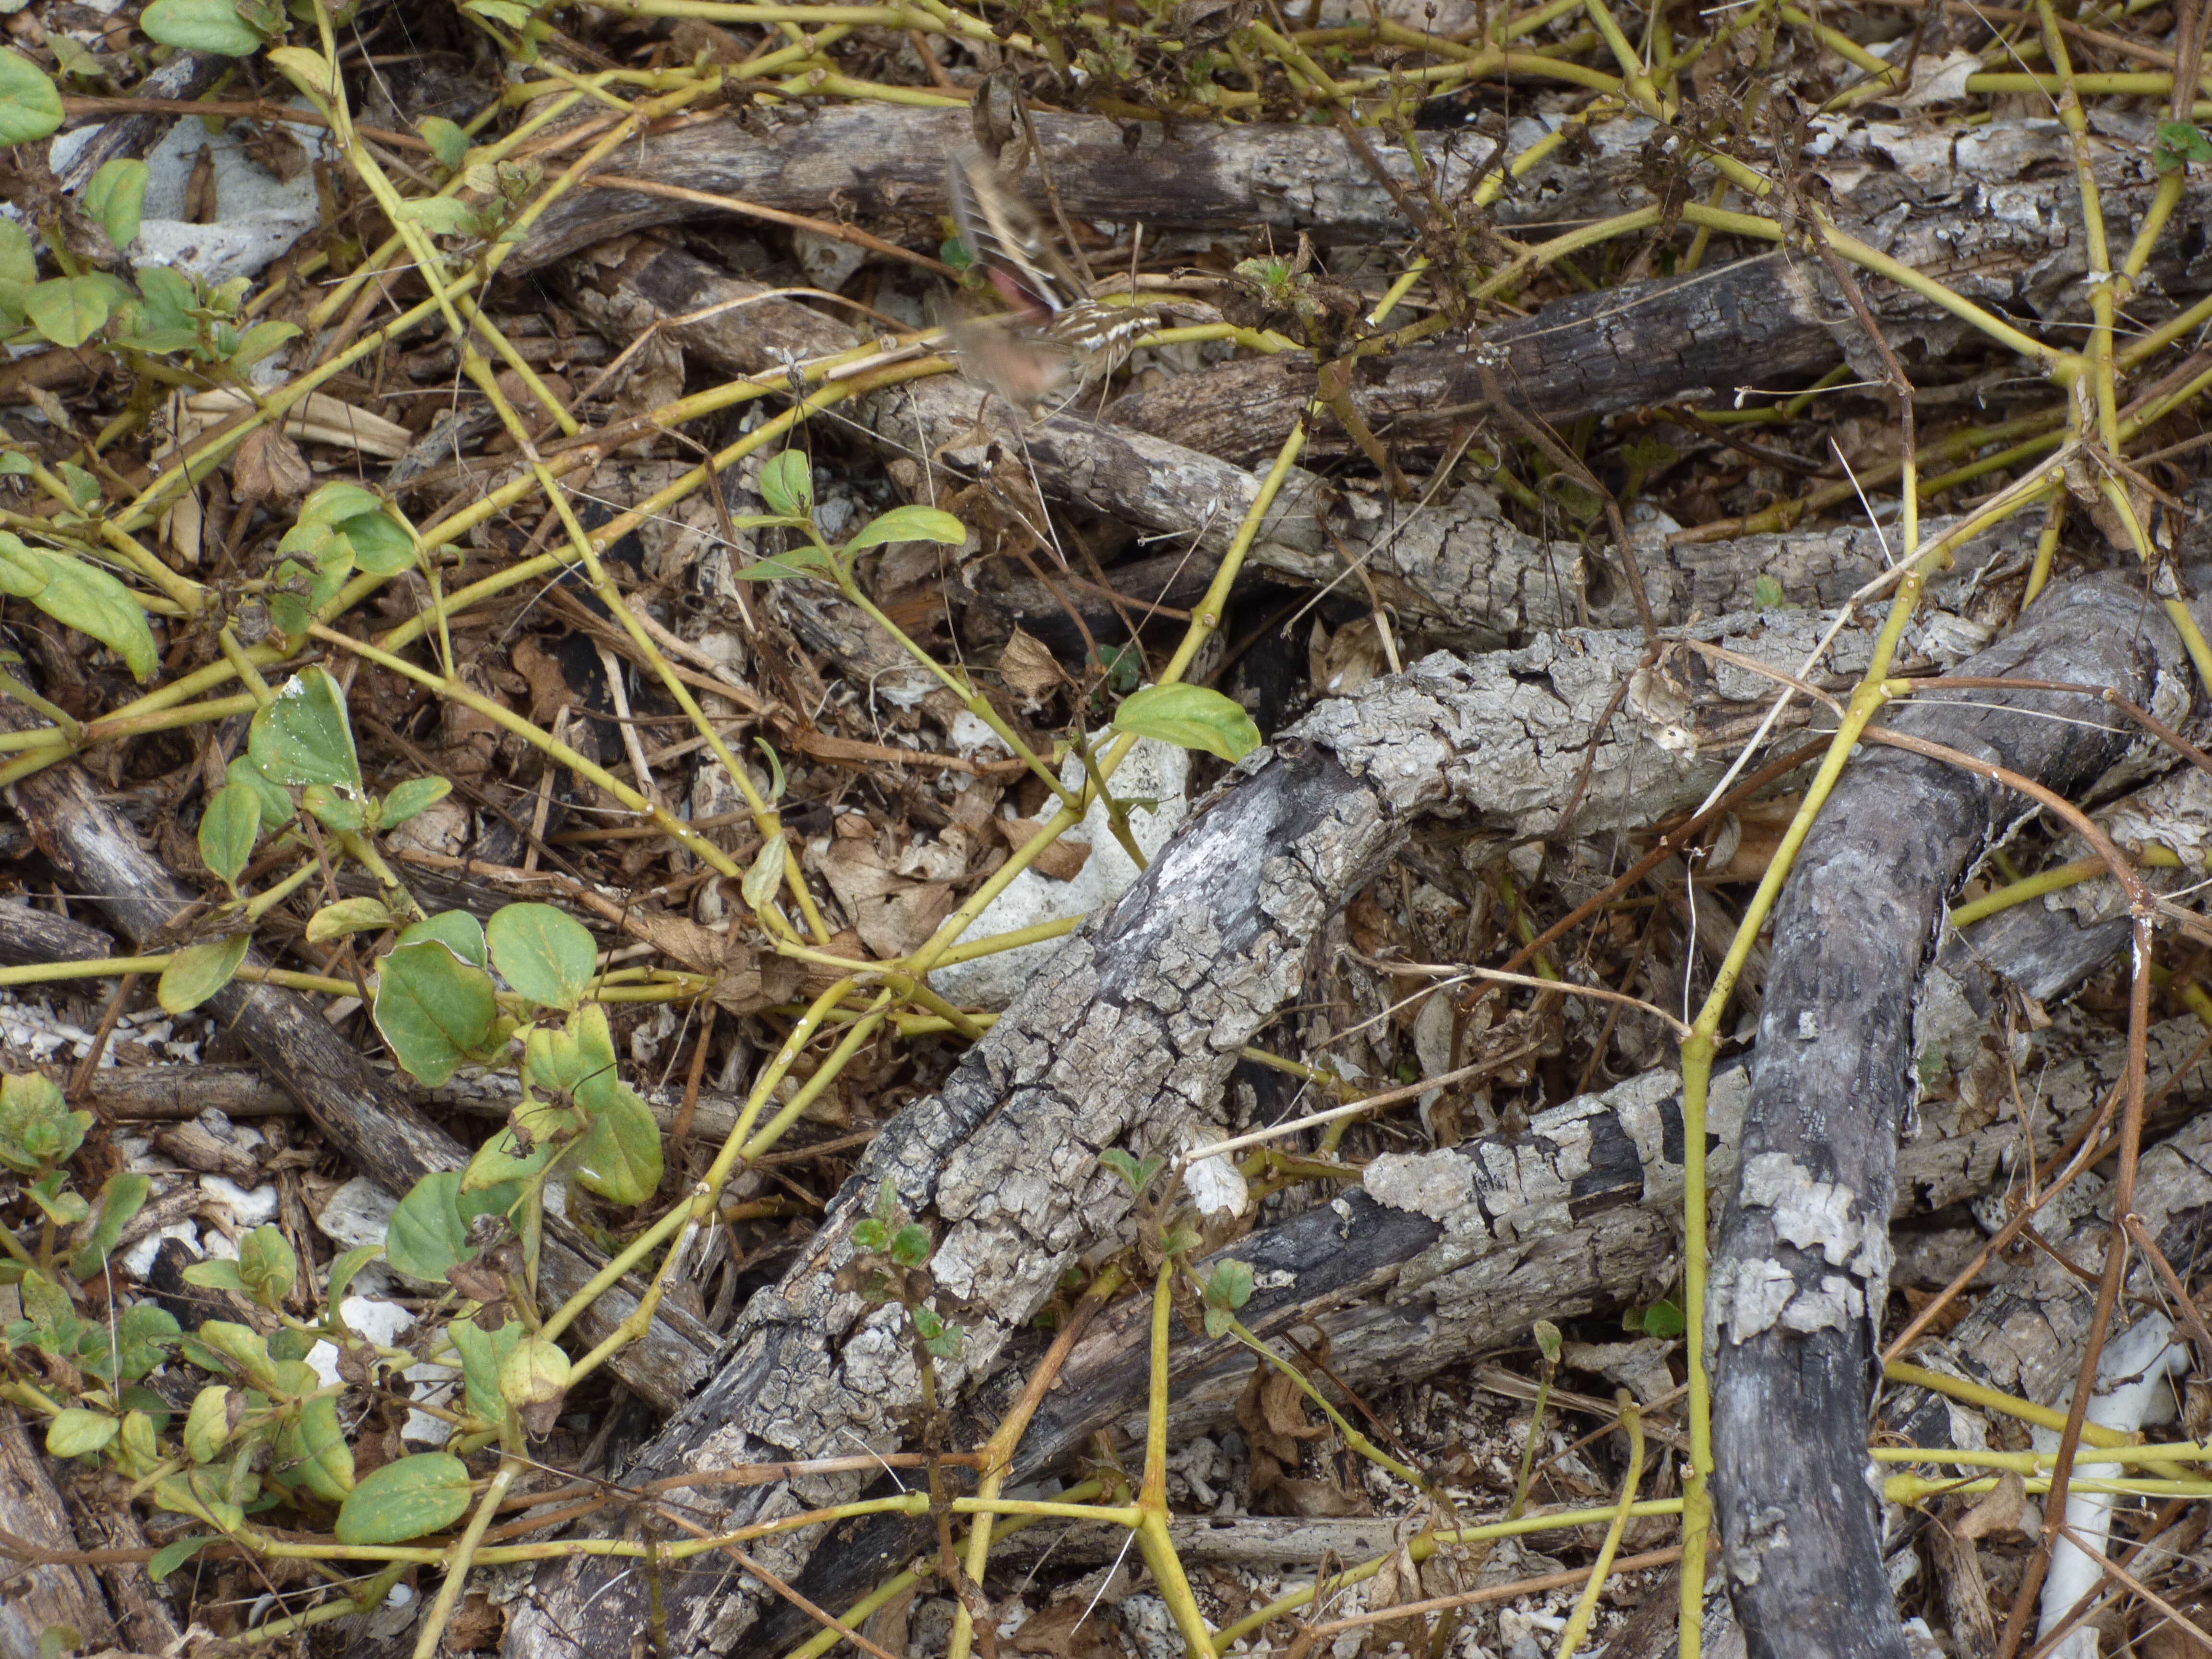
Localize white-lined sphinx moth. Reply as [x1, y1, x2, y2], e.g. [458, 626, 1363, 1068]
[944, 144, 1157, 405]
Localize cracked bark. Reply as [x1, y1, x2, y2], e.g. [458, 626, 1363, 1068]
[757, 996, 2212, 1648]
[1707, 570, 2212, 1659]
[501, 566, 2193, 1659]
[564, 237, 2025, 649]
[513, 104, 2212, 334]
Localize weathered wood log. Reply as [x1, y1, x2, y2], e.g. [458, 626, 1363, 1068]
[514, 105, 2211, 338]
[500, 568, 2179, 1659]
[0, 1415, 118, 1659]
[0, 713, 717, 1413]
[1708, 570, 2212, 1659]
[567, 238, 2023, 648]
[755, 994, 2212, 1648]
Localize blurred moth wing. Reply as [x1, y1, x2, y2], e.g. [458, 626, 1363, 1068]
[943, 144, 1161, 411]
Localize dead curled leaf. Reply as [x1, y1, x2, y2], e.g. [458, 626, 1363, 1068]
[997, 817, 1091, 882]
[813, 832, 959, 958]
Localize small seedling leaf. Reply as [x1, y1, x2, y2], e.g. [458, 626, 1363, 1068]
[756, 451, 814, 517]
[1110, 683, 1261, 763]
[844, 505, 967, 552]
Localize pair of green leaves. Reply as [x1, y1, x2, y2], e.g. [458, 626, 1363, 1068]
[371, 901, 601, 1083]
[181, 1225, 297, 1312]
[732, 463, 1261, 763]
[266, 483, 415, 639]
[457, 1004, 661, 1205]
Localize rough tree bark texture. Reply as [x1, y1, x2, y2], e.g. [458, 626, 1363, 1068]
[568, 238, 2022, 649]
[501, 565, 2190, 1658]
[0, 714, 716, 1413]
[1708, 572, 2212, 1659]
[514, 104, 2210, 337]
[502, 602, 1863, 1658]
[758, 995, 2211, 1647]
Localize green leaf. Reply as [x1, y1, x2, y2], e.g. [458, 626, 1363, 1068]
[0, 537, 157, 680]
[47, 1409, 118, 1458]
[157, 934, 249, 1015]
[299, 481, 382, 528]
[523, 1006, 659, 1204]
[0, 221, 33, 324]
[0, 1070, 91, 1176]
[385, 1171, 520, 1284]
[323, 1243, 382, 1308]
[844, 505, 967, 552]
[1110, 683, 1262, 763]
[112, 1304, 178, 1383]
[1639, 1298, 1686, 1339]
[139, 0, 264, 53]
[236, 1225, 296, 1311]
[1096, 1149, 1160, 1193]
[23, 276, 112, 349]
[0, 452, 30, 477]
[2155, 119, 2212, 173]
[394, 196, 481, 237]
[373, 941, 497, 1085]
[1534, 1318, 1563, 1364]
[486, 902, 597, 1011]
[336, 1452, 472, 1545]
[731, 547, 831, 582]
[419, 117, 469, 171]
[464, 0, 538, 29]
[198, 783, 259, 891]
[249, 667, 363, 792]
[68, 1171, 150, 1279]
[226, 755, 294, 829]
[448, 1314, 522, 1422]
[26, 1170, 87, 1228]
[379, 775, 451, 830]
[83, 159, 149, 251]
[1201, 1258, 1253, 1337]
[53, 463, 97, 512]
[342, 510, 416, 577]
[134, 264, 193, 333]
[756, 451, 814, 517]
[183, 1387, 232, 1464]
[395, 911, 486, 969]
[1752, 573, 1785, 608]
[148, 1537, 216, 1580]
[301, 783, 365, 832]
[273, 1395, 352, 1500]
[263, 47, 336, 97]
[228, 320, 300, 371]
[0, 48, 62, 144]
[306, 896, 397, 943]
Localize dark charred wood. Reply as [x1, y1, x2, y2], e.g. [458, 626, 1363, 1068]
[1709, 571, 2212, 1659]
